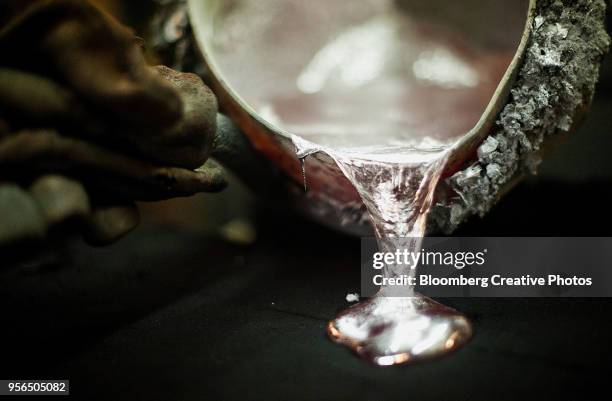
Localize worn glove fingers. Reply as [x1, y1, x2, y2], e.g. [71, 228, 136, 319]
[0, 130, 227, 201]
[82, 203, 140, 246]
[0, 175, 91, 247]
[29, 174, 91, 226]
[0, 67, 218, 170]
[0, 184, 46, 246]
[0, 0, 182, 130]
[133, 66, 218, 169]
[0, 68, 100, 133]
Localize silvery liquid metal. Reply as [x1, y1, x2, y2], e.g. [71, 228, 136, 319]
[208, 0, 515, 365]
[293, 136, 473, 365]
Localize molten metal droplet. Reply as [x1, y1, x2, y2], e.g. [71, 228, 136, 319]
[328, 295, 472, 366]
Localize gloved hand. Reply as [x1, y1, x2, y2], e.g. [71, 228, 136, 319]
[0, 0, 226, 247]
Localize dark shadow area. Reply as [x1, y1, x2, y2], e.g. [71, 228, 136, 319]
[1, 178, 612, 400]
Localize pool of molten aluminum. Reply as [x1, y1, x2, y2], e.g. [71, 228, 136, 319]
[210, 0, 513, 365]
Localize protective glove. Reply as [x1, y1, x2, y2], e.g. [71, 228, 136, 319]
[0, 0, 226, 247]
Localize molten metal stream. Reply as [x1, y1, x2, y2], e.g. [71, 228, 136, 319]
[209, 0, 516, 365]
[292, 136, 473, 365]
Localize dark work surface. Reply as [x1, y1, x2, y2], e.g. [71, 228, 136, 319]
[1, 180, 612, 401]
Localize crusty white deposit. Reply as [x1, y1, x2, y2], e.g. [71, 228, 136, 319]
[431, 0, 610, 232]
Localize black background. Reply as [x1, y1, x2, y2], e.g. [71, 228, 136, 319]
[0, 5, 611, 401]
